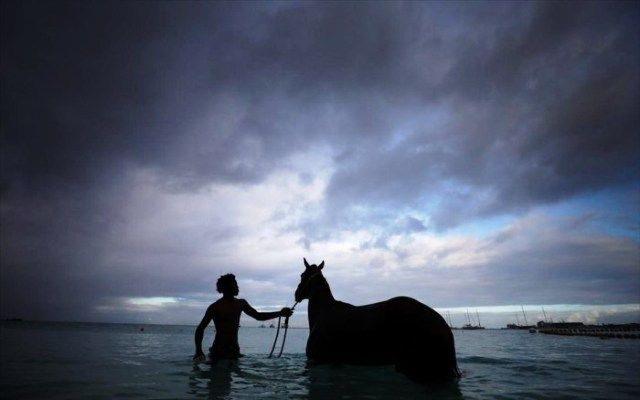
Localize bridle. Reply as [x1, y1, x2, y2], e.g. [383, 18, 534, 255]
[295, 271, 322, 300]
[267, 271, 321, 358]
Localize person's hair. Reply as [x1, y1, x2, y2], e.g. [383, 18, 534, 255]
[216, 273, 237, 295]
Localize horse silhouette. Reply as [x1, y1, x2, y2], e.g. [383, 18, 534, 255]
[295, 258, 460, 383]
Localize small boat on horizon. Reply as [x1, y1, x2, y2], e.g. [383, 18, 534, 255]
[506, 307, 535, 331]
[461, 324, 485, 330]
[461, 309, 485, 330]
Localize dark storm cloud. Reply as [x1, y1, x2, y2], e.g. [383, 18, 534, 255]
[1, 1, 224, 192]
[1, 1, 412, 193]
[323, 1, 640, 230]
[1, 1, 639, 321]
[3, 2, 638, 203]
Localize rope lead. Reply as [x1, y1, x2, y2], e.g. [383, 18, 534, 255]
[268, 301, 298, 358]
[267, 316, 282, 358]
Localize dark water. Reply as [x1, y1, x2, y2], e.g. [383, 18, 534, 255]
[1, 321, 639, 399]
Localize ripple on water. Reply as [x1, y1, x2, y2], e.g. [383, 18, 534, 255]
[459, 356, 516, 365]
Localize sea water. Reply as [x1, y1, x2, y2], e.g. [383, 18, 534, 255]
[1, 321, 639, 399]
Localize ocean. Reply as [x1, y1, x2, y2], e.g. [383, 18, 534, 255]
[1, 321, 638, 399]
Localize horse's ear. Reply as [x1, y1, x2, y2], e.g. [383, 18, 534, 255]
[318, 261, 324, 270]
[304, 258, 310, 268]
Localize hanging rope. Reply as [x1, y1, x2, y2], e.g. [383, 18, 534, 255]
[267, 316, 282, 358]
[268, 301, 298, 358]
[269, 272, 320, 358]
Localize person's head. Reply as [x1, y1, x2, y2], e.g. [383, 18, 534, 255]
[217, 274, 239, 297]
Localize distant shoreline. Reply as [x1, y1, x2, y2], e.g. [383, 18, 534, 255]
[0, 319, 311, 329]
[3, 319, 639, 331]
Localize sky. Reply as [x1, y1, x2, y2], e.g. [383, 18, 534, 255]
[1, 1, 639, 328]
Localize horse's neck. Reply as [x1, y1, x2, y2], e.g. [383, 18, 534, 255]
[308, 277, 335, 329]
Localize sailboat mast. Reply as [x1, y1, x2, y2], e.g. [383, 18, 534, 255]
[476, 309, 481, 327]
[521, 305, 528, 325]
[542, 306, 548, 323]
[516, 313, 520, 325]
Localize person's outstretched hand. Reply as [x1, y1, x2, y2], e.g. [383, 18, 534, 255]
[193, 351, 206, 362]
[280, 307, 293, 317]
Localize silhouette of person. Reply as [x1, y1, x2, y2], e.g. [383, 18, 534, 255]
[193, 273, 293, 361]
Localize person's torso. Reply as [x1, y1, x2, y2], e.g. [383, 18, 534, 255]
[210, 298, 244, 354]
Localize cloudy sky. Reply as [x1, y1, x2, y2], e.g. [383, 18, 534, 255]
[1, 1, 638, 328]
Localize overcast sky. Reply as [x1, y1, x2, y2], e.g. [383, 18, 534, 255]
[1, 1, 639, 328]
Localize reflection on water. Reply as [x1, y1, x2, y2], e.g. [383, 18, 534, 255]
[304, 360, 463, 400]
[187, 355, 463, 400]
[189, 359, 240, 399]
[188, 356, 310, 399]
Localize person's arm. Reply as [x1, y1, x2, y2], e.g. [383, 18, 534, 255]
[193, 304, 214, 360]
[241, 300, 292, 321]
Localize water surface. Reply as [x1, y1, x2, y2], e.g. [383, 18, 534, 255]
[1, 321, 638, 399]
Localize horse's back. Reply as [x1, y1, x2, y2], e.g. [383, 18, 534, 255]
[326, 296, 445, 335]
[309, 297, 450, 356]
[385, 296, 451, 334]
[314, 296, 449, 339]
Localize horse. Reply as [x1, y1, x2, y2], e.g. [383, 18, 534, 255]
[294, 258, 461, 383]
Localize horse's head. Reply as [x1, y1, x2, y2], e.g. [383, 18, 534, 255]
[294, 258, 324, 302]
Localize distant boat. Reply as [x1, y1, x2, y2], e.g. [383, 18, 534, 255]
[506, 323, 536, 330]
[445, 311, 456, 329]
[505, 307, 535, 330]
[461, 309, 485, 330]
[461, 324, 485, 330]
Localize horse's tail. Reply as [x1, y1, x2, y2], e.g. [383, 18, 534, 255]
[395, 324, 461, 382]
[435, 328, 461, 380]
[392, 299, 461, 382]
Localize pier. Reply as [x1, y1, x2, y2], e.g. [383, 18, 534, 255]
[537, 322, 640, 339]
